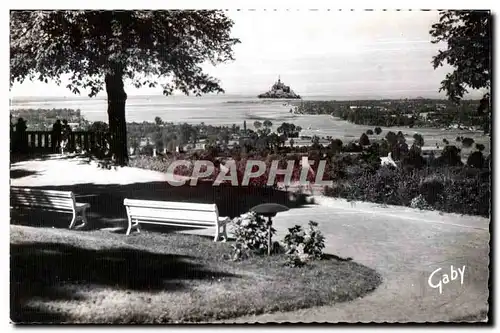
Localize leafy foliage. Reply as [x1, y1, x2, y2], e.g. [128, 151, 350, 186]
[462, 137, 475, 148]
[437, 145, 463, 166]
[430, 10, 491, 103]
[324, 165, 490, 217]
[413, 133, 424, 147]
[359, 133, 370, 146]
[10, 10, 240, 97]
[230, 211, 276, 260]
[467, 151, 485, 168]
[283, 221, 325, 267]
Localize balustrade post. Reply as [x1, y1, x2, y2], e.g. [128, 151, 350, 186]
[83, 132, 89, 152]
[70, 132, 76, 152]
[90, 132, 96, 152]
[44, 133, 49, 151]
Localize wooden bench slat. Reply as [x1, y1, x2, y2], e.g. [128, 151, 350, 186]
[11, 187, 73, 198]
[124, 199, 217, 212]
[127, 207, 217, 224]
[130, 216, 218, 226]
[12, 205, 74, 213]
[11, 198, 75, 210]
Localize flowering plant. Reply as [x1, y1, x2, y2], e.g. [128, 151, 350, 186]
[283, 221, 325, 267]
[230, 211, 276, 260]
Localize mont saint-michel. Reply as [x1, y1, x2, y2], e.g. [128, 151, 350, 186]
[258, 77, 301, 99]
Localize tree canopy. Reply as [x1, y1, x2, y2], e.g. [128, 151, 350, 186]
[430, 10, 491, 105]
[11, 10, 240, 97]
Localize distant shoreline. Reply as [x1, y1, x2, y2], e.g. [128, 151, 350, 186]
[10, 95, 483, 104]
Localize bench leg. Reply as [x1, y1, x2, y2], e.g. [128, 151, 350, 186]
[213, 227, 220, 242]
[126, 221, 132, 236]
[76, 207, 89, 229]
[69, 212, 77, 229]
[213, 223, 228, 242]
[126, 220, 140, 236]
[221, 223, 228, 242]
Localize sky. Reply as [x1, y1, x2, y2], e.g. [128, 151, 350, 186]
[9, 10, 485, 99]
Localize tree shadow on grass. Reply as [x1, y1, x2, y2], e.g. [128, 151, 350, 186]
[11, 181, 312, 232]
[10, 169, 39, 179]
[10, 241, 239, 324]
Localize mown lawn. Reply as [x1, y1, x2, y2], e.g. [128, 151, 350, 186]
[11, 225, 382, 323]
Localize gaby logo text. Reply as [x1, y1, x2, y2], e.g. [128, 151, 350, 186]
[428, 265, 466, 294]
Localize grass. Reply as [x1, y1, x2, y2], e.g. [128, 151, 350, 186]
[11, 225, 382, 324]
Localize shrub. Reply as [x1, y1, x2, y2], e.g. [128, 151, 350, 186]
[324, 161, 490, 217]
[419, 175, 445, 205]
[366, 129, 374, 135]
[328, 138, 343, 155]
[360, 144, 381, 173]
[437, 145, 463, 166]
[476, 143, 485, 151]
[283, 221, 325, 267]
[456, 136, 462, 142]
[443, 138, 449, 145]
[467, 151, 485, 169]
[413, 133, 424, 147]
[230, 211, 276, 260]
[374, 127, 382, 135]
[385, 131, 397, 146]
[402, 144, 425, 169]
[343, 142, 362, 153]
[462, 137, 475, 148]
[377, 139, 391, 156]
[391, 142, 409, 161]
[359, 133, 370, 146]
[396, 131, 406, 143]
[410, 194, 433, 210]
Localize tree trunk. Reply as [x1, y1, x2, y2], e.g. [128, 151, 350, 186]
[105, 69, 128, 166]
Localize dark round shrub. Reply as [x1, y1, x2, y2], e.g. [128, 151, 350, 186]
[467, 151, 485, 169]
[391, 142, 409, 161]
[378, 140, 391, 156]
[359, 133, 370, 146]
[462, 137, 475, 148]
[476, 143, 485, 151]
[443, 138, 449, 145]
[328, 138, 343, 154]
[385, 131, 397, 146]
[402, 144, 425, 169]
[366, 129, 374, 135]
[396, 131, 406, 144]
[374, 127, 382, 135]
[419, 176, 445, 205]
[413, 133, 424, 147]
[437, 145, 463, 166]
[456, 136, 462, 142]
[343, 142, 362, 153]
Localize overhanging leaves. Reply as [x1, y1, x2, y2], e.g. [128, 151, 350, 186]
[430, 10, 491, 103]
[10, 10, 240, 97]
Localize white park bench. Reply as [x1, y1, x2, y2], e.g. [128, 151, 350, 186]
[10, 186, 90, 229]
[123, 198, 230, 241]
